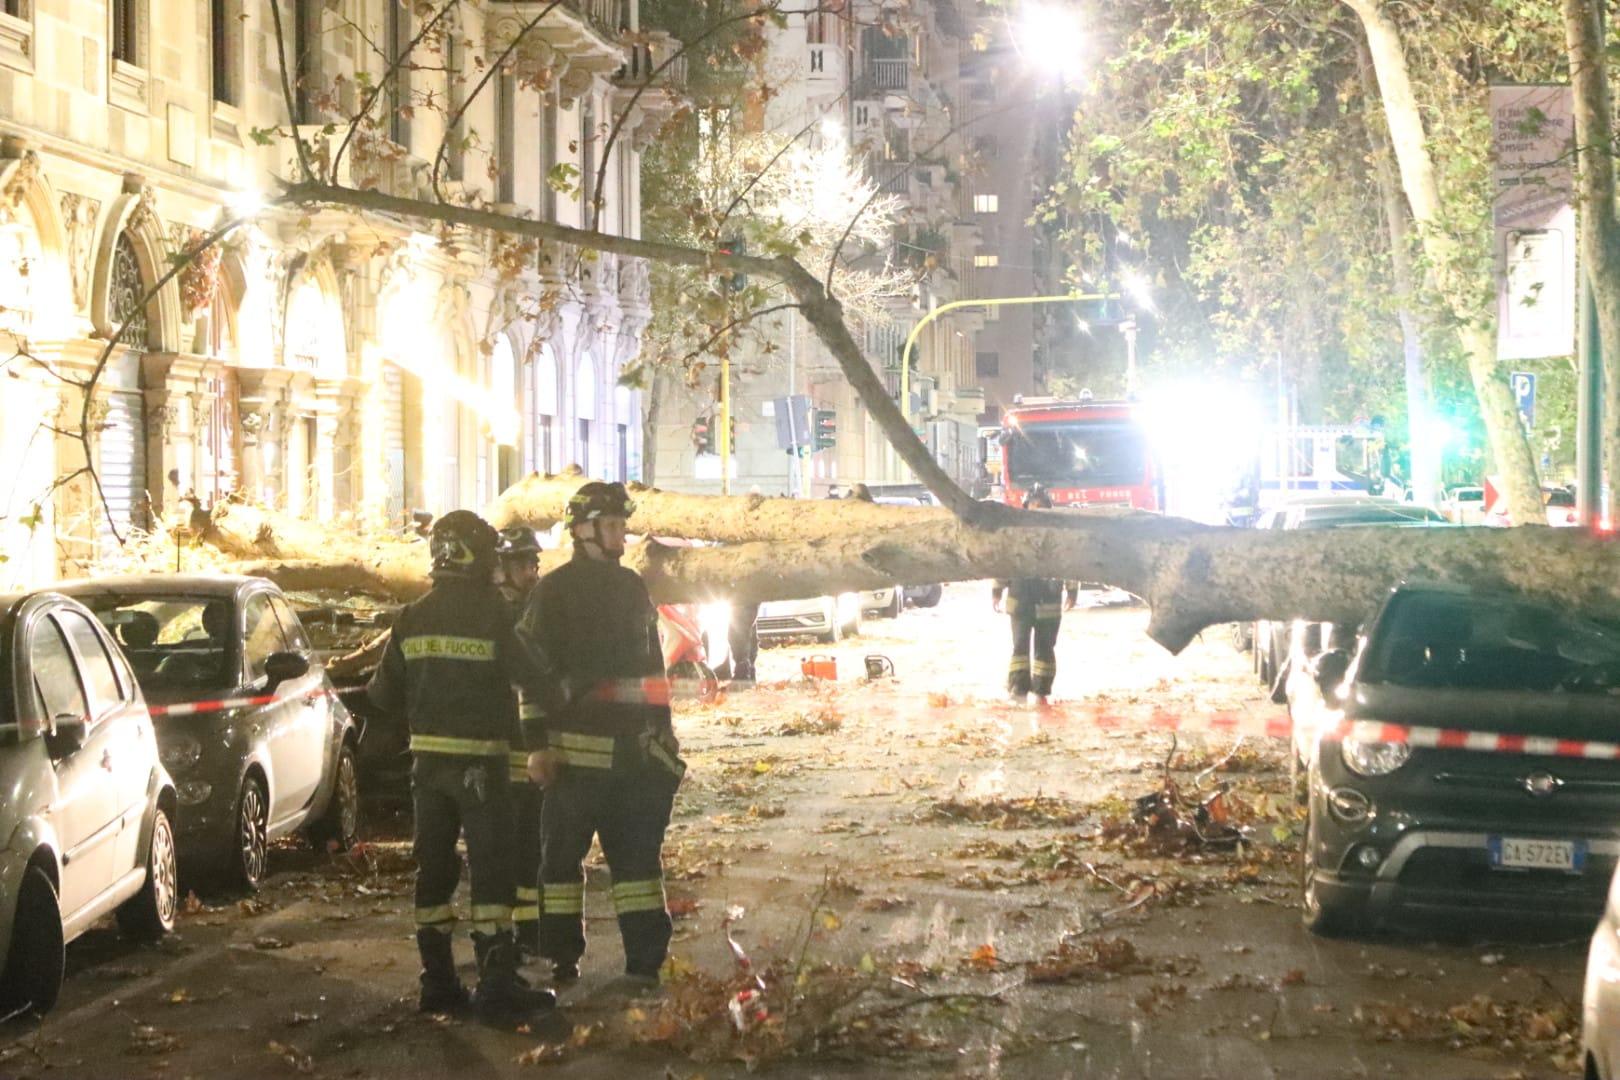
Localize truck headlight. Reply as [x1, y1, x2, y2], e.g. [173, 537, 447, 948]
[1341, 737, 1410, 777]
[160, 734, 203, 772]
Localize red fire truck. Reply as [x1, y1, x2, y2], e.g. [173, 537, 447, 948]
[997, 398, 1162, 511]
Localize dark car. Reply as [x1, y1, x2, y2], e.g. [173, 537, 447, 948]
[1298, 583, 1620, 935]
[56, 575, 360, 890]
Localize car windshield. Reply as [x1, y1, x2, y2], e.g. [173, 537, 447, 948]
[1454, 490, 1483, 503]
[1547, 489, 1576, 508]
[1363, 591, 1620, 693]
[1006, 421, 1149, 488]
[78, 595, 235, 693]
[1295, 505, 1445, 529]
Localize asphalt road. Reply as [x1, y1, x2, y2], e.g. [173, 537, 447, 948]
[0, 584, 1589, 1078]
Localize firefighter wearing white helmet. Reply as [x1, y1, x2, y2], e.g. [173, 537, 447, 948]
[518, 481, 685, 990]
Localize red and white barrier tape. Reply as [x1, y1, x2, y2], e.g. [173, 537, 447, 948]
[146, 688, 330, 718]
[1340, 719, 1620, 761]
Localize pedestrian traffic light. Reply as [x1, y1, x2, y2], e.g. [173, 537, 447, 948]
[728, 414, 737, 451]
[691, 415, 714, 454]
[717, 237, 747, 291]
[813, 408, 837, 451]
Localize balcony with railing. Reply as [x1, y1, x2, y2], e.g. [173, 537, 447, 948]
[562, 0, 624, 39]
[615, 29, 688, 93]
[865, 57, 910, 92]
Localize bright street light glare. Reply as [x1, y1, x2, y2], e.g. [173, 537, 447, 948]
[1017, 1, 1085, 82]
[1123, 270, 1156, 313]
[819, 116, 844, 148]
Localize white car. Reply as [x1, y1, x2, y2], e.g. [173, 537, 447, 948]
[0, 591, 179, 1015]
[1443, 485, 1486, 524]
[755, 593, 862, 643]
[1585, 865, 1620, 1078]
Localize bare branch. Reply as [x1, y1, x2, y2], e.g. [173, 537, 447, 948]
[269, 0, 319, 184]
[331, 0, 462, 183]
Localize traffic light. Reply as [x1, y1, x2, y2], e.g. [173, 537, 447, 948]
[813, 408, 837, 451]
[716, 237, 748, 291]
[691, 415, 714, 454]
[728, 414, 737, 452]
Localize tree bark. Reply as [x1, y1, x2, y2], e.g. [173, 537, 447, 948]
[1563, 0, 1620, 522]
[640, 367, 669, 487]
[1355, 34, 1439, 507]
[1339, 0, 1543, 524]
[207, 489, 1620, 658]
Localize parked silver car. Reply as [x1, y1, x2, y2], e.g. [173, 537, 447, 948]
[0, 591, 178, 1015]
[58, 575, 360, 890]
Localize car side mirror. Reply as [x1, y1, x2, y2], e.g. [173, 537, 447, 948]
[47, 714, 87, 753]
[264, 651, 310, 688]
[1312, 649, 1351, 699]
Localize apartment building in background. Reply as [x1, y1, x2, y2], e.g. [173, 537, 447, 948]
[652, 0, 996, 497]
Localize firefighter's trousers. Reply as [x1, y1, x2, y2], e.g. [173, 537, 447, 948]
[507, 769, 544, 946]
[537, 740, 680, 978]
[412, 753, 514, 944]
[1008, 613, 1061, 697]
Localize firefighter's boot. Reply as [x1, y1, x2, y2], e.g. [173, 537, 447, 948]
[416, 929, 469, 1014]
[472, 931, 558, 1021]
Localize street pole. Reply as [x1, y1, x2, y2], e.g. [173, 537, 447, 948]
[900, 291, 1122, 433]
[719, 350, 731, 496]
[786, 309, 800, 498]
[1577, 0, 1608, 527]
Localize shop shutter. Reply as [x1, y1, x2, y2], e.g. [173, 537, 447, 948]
[99, 391, 147, 536]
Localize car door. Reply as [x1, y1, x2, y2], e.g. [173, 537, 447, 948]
[243, 591, 315, 823]
[28, 609, 120, 918]
[269, 594, 330, 813]
[55, 607, 151, 875]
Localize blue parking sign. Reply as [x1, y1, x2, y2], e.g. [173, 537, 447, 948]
[1511, 371, 1536, 428]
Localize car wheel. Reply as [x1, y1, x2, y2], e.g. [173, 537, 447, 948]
[915, 585, 943, 608]
[887, 590, 904, 619]
[845, 607, 863, 639]
[1300, 807, 1361, 937]
[117, 808, 179, 941]
[821, 617, 842, 645]
[233, 776, 270, 891]
[306, 744, 361, 853]
[0, 865, 64, 1016]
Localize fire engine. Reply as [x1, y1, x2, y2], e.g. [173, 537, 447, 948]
[997, 397, 1162, 511]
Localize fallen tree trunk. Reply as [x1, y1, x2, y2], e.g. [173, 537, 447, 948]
[185, 493, 1620, 655]
[486, 469, 950, 543]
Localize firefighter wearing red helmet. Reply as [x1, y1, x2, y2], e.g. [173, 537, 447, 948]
[992, 484, 1078, 707]
[367, 509, 559, 1021]
[518, 481, 685, 990]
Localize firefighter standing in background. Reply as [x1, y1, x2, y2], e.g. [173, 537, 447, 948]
[520, 481, 685, 989]
[496, 526, 547, 957]
[367, 511, 557, 1020]
[992, 485, 1078, 708]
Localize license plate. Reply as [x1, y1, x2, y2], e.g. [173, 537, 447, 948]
[1488, 836, 1586, 872]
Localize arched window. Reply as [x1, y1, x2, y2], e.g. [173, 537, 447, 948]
[110, 233, 149, 348]
[284, 279, 344, 374]
[614, 383, 632, 481]
[575, 350, 596, 476]
[531, 342, 558, 474]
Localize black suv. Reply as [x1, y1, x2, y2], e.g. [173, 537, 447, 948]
[1299, 583, 1620, 935]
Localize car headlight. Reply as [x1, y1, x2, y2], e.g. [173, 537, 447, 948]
[1341, 737, 1410, 777]
[160, 734, 203, 772]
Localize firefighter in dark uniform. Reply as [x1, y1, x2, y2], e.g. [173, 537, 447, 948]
[992, 485, 1078, 707]
[495, 526, 547, 956]
[367, 511, 557, 1020]
[519, 481, 685, 989]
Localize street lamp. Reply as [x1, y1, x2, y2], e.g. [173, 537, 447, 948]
[899, 292, 1119, 452]
[1014, 1, 1086, 84]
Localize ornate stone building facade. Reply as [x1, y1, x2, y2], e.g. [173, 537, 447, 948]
[0, 0, 677, 585]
